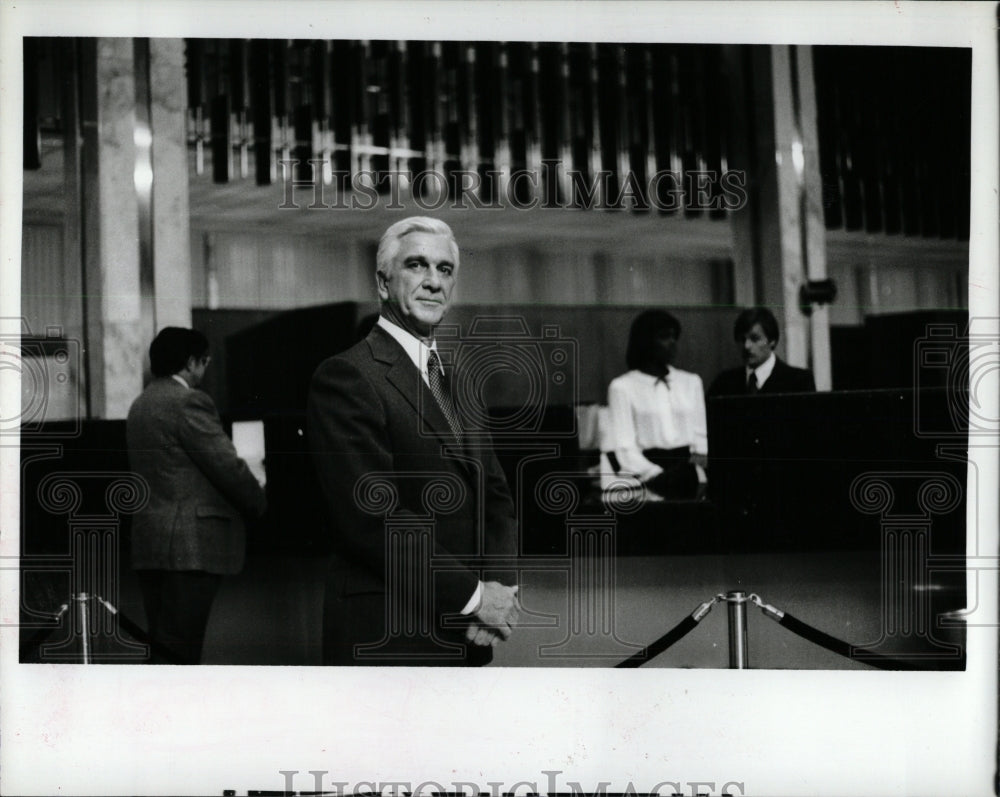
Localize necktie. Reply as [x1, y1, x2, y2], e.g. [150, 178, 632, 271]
[426, 350, 463, 440]
[747, 371, 759, 394]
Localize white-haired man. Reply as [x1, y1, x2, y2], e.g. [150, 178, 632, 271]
[307, 217, 520, 665]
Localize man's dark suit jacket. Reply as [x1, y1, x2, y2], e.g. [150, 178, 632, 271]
[307, 324, 518, 666]
[708, 357, 816, 397]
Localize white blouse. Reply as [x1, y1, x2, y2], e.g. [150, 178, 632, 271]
[606, 368, 708, 482]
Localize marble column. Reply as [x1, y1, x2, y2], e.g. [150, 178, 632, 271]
[795, 47, 833, 392]
[80, 38, 144, 419]
[77, 38, 193, 419]
[725, 45, 831, 386]
[770, 45, 832, 388]
[149, 39, 192, 330]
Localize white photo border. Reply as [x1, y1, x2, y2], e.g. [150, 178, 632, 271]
[1, 2, 997, 796]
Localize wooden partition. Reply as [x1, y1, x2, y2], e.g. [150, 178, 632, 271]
[221, 301, 739, 415]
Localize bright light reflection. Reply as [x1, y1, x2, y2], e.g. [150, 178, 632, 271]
[791, 139, 805, 176]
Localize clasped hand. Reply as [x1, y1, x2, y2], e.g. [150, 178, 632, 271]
[466, 581, 519, 647]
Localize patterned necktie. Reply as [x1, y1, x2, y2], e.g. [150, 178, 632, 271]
[747, 370, 759, 394]
[426, 349, 463, 440]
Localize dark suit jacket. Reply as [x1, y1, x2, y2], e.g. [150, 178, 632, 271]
[307, 325, 518, 666]
[126, 378, 266, 575]
[708, 357, 816, 397]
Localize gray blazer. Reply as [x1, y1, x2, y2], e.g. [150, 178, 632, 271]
[127, 377, 266, 574]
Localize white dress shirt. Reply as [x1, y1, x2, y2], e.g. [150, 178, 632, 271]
[746, 351, 777, 389]
[376, 315, 481, 616]
[376, 315, 443, 386]
[606, 367, 708, 483]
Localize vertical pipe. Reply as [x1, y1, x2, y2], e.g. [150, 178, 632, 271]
[63, 38, 93, 417]
[555, 43, 573, 205]
[727, 590, 749, 668]
[73, 38, 98, 418]
[587, 44, 604, 207]
[76, 593, 91, 664]
[24, 38, 41, 169]
[133, 38, 157, 340]
[250, 40, 273, 185]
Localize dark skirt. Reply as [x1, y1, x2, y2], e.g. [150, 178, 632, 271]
[642, 446, 699, 500]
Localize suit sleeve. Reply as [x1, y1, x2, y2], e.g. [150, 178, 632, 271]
[307, 357, 481, 614]
[179, 390, 267, 517]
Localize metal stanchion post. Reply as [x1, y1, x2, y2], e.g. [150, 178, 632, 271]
[727, 591, 749, 669]
[75, 593, 91, 665]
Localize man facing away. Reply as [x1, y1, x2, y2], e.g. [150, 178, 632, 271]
[708, 307, 816, 397]
[127, 327, 266, 664]
[307, 217, 520, 666]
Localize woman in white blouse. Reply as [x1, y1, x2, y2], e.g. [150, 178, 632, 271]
[606, 310, 708, 500]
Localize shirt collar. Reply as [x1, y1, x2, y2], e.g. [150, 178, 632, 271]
[631, 368, 671, 386]
[377, 315, 441, 381]
[171, 374, 190, 389]
[747, 352, 777, 385]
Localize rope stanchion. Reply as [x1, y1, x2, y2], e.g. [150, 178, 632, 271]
[75, 593, 92, 664]
[750, 594, 936, 671]
[616, 595, 722, 668]
[20, 596, 186, 664]
[726, 591, 749, 668]
[617, 589, 947, 670]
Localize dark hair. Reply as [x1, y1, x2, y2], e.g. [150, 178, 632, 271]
[149, 327, 209, 377]
[733, 307, 780, 344]
[625, 310, 682, 370]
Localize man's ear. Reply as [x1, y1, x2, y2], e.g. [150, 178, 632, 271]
[375, 270, 389, 300]
[184, 355, 198, 373]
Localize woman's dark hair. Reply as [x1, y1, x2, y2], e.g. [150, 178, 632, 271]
[733, 307, 780, 344]
[625, 309, 682, 370]
[149, 327, 209, 377]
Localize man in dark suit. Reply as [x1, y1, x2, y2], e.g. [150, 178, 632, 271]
[127, 327, 266, 663]
[708, 307, 816, 397]
[307, 217, 519, 666]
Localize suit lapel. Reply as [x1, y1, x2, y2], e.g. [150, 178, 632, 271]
[367, 326, 468, 457]
[762, 358, 785, 393]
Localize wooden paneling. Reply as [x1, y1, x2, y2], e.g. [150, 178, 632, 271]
[187, 222, 736, 313]
[215, 237, 261, 307]
[21, 223, 78, 335]
[825, 228, 968, 323]
[189, 226, 373, 310]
